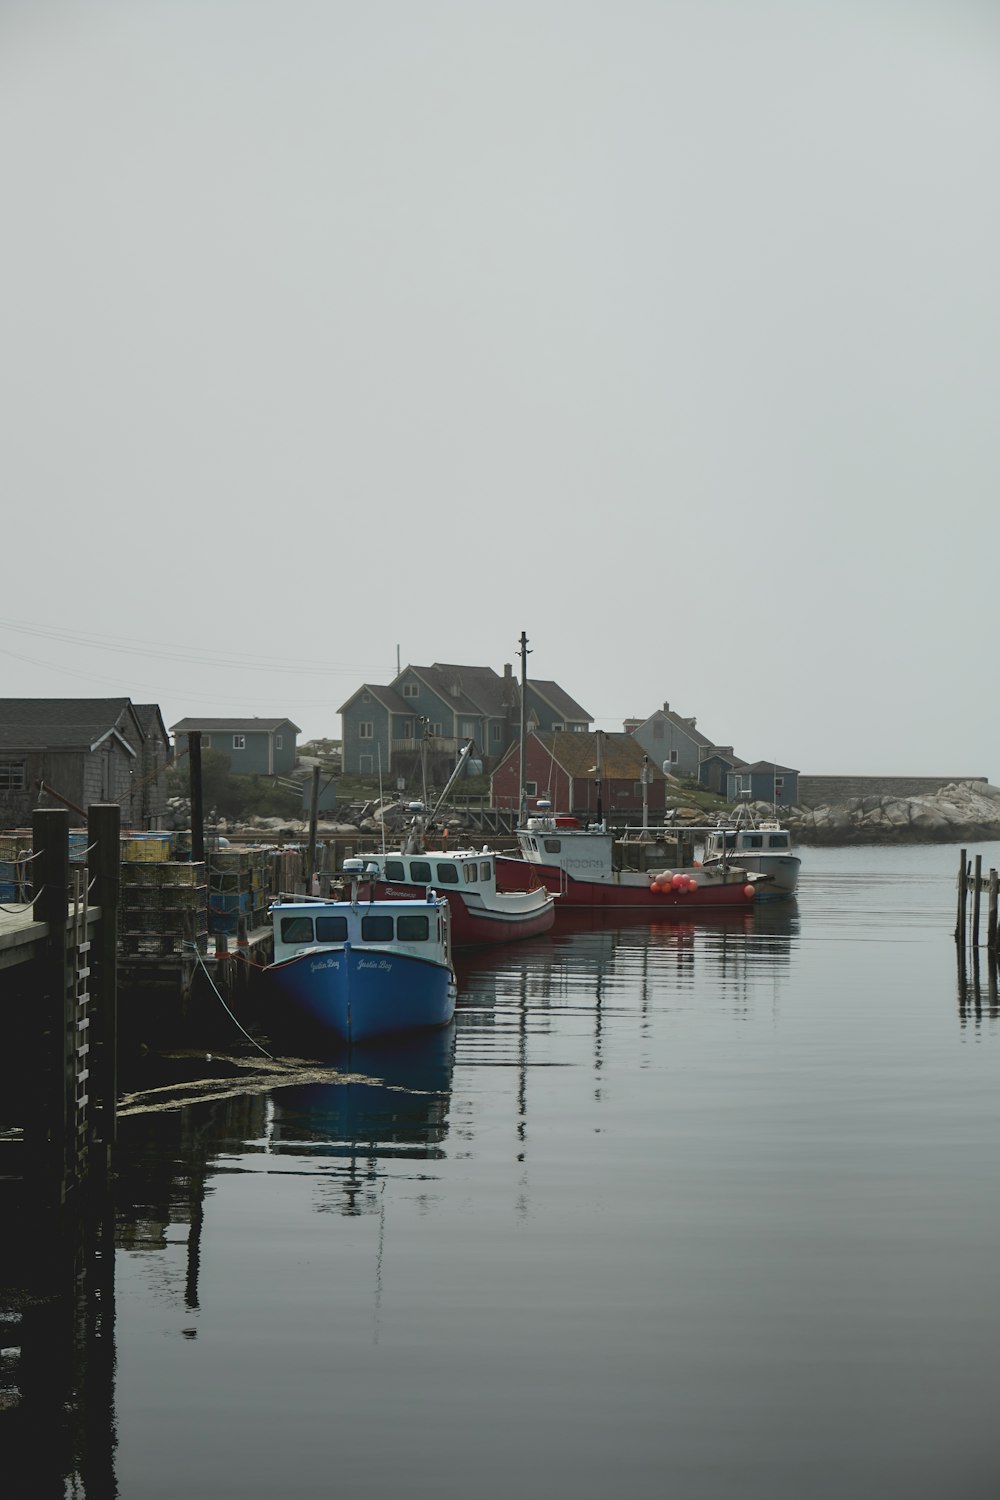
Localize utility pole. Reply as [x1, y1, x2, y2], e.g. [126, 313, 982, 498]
[518, 631, 530, 827]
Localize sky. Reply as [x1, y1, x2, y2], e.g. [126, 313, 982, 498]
[1, 0, 998, 778]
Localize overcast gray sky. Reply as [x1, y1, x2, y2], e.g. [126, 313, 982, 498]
[2, 1, 997, 778]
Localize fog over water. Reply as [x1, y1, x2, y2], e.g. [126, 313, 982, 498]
[1, 2, 998, 778]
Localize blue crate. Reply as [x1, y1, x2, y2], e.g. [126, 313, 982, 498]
[208, 911, 242, 935]
[209, 892, 251, 914]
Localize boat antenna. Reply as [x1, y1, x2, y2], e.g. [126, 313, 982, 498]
[595, 729, 604, 826]
[518, 630, 530, 827]
[377, 743, 386, 855]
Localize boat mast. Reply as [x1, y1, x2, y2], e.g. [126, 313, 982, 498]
[518, 630, 530, 827]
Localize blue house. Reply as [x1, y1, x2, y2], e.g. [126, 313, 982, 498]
[629, 702, 716, 780]
[726, 761, 799, 807]
[339, 662, 590, 781]
[170, 717, 300, 777]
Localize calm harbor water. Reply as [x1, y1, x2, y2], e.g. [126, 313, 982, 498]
[10, 841, 1000, 1498]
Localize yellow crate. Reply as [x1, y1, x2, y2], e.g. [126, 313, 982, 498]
[120, 835, 172, 863]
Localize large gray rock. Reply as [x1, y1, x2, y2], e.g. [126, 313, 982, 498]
[786, 781, 1000, 845]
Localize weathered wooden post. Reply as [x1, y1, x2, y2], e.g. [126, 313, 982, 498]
[306, 764, 320, 892]
[956, 848, 968, 945]
[87, 803, 120, 1167]
[988, 869, 999, 957]
[972, 853, 983, 948]
[27, 808, 72, 1203]
[188, 731, 204, 864]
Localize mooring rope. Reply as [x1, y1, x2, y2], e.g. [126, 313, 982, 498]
[185, 942, 273, 1060]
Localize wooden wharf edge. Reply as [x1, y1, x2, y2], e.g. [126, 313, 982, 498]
[2, 805, 121, 1208]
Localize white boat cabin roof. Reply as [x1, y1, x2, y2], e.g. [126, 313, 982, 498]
[367, 848, 500, 891]
[270, 895, 450, 965]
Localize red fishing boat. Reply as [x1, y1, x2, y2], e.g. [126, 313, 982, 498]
[494, 815, 766, 911]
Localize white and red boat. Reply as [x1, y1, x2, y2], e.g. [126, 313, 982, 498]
[358, 845, 556, 946]
[494, 816, 767, 911]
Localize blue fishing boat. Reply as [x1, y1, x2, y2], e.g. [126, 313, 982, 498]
[265, 861, 457, 1044]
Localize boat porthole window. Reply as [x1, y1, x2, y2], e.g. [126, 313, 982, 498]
[397, 915, 429, 942]
[543, 839, 561, 854]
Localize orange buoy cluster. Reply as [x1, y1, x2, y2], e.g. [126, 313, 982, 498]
[651, 870, 699, 896]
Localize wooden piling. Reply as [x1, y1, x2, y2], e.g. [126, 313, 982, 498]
[26, 808, 72, 1204]
[87, 803, 120, 1163]
[988, 868, 999, 956]
[972, 853, 983, 948]
[956, 848, 968, 944]
[189, 731, 205, 864]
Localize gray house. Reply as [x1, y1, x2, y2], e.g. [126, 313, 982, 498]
[629, 703, 716, 780]
[340, 662, 591, 781]
[169, 718, 300, 777]
[0, 697, 170, 829]
[726, 761, 800, 807]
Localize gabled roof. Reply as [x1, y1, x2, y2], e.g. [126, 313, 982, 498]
[0, 697, 140, 753]
[740, 760, 798, 776]
[532, 730, 665, 781]
[338, 684, 411, 715]
[133, 704, 169, 742]
[641, 704, 715, 750]
[169, 717, 301, 734]
[700, 748, 748, 769]
[529, 680, 592, 724]
[409, 664, 511, 718]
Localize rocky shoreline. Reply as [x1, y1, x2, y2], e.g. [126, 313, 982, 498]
[165, 780, 1000, 850]
[782, 780, 1000, 847]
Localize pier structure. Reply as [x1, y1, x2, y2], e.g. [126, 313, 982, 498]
[1, 804, 120, 1207]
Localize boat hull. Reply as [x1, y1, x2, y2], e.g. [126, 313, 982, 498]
[367, 879, 555, 945]
[703, 852, 800, 896]
[267, 942, 456, 1044]
[494, 855, 757, 910]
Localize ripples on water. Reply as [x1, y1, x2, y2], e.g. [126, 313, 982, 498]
[9, 842, 1000, 1499]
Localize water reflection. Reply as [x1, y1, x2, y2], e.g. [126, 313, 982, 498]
[266, 1026, 456, 1217]
[0, 1199, 117, 1499]
[956, 944, 1000, 1028]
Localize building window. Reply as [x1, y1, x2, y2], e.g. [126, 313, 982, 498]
[732, 775, 744, 794]
[275, 735, 283, 750]
[402, 683, 418, 698]
[526, 781, 537, 796]
[359, 722, 373, 739]
[552, 723, 563, 732]
[203, 735, 211, 749]
[362, 692, 371, 704]
[233, 735, 245, 750]
[402, 719, 413, 738]
[461, 721, 476, 740]
[492, 723, 502, 742]
[774, 776, 784, 800]
[0, 760, 26, 791]
[428, 722, 442, 736]
[669, 749, 679, 763]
